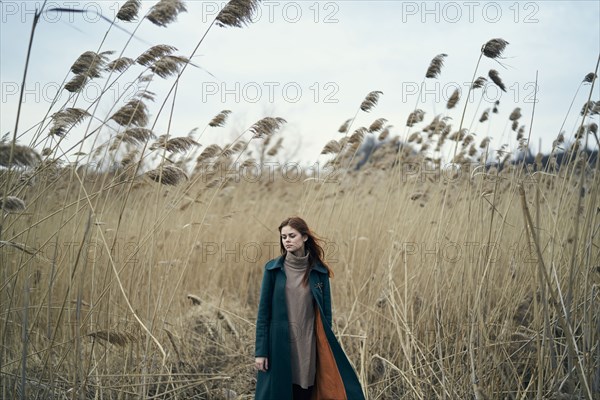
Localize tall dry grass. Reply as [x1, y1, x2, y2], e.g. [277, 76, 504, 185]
[1, 1, 600, 399]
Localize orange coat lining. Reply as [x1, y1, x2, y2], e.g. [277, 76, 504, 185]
[312, 305, 347, 400]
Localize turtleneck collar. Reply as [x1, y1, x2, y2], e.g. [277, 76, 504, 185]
[285, 249, 309, 270]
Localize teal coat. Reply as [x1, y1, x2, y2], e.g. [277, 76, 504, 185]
[255, 255, 365, 400]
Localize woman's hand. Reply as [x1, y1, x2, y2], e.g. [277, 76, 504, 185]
[255, 357, 269, 372]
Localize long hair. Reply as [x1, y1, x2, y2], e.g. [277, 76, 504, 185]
[278, 216, 333, 285]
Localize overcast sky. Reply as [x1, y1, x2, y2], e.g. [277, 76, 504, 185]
[1, 0, 599, 166]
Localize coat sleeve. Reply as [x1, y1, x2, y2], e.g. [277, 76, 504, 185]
[323, 274, 333, 328]
[255, 264, 274, 357]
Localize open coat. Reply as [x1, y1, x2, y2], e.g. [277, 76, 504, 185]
[255, 256, 365, 400]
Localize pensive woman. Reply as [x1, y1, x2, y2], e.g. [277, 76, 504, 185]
[254, 216, 365, 400]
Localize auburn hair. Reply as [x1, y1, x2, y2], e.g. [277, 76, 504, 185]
[278, 216, 333, 285]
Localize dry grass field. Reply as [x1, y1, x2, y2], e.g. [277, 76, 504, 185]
[1, 0, 599, 399]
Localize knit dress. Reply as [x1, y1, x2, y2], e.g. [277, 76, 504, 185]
[284, 251, 317, 389]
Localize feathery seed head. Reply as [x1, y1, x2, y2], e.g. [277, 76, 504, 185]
[64, 74, 89, 93]
[122, 127, 156, 144]
[482, 38, 509, 59]
[488, 70, 506, 92]
[338, 118, 352, 133]
[321, 140, 341, 155]
[106, 57, 134, 73]
[509, 107, 522, 121]
[150, 55, 191, 78]
[209, 110, 232, 127]
[216, 0, 259, 28]
[479, 109, 490, 123]
[110, 99, 149, 127]
[49, 108, 90, 137]
[425, 53, 447, 79]
[360, 91, 383, 112]
[368, 118, 387, 133]
[117, 0, 141, 21]
[70, 51, 112, 78]
[581, 100, 600, 116]
[378, 125, 392, 141]
[146, 164, 188, 185]
[1, 196, 26, 213]
[151, 135, 199, 153]
[446, 89, 460, 109]
[472, 76, 487, 89]
[583, 72, 597, 83]
[249, 117, 287, 138]
[349, 127, 367, 145]
[0, 144, 41, 168]
[406, 109, 425, 127]
[147, 0, 187, 27]
[136, 44, 178, 66]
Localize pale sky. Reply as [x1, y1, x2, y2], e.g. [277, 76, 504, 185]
[1, 0, 599, 166]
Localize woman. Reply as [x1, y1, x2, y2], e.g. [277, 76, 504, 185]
[254, 217, 365, 400]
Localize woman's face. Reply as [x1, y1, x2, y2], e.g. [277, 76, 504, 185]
[280, 225, 307, 255]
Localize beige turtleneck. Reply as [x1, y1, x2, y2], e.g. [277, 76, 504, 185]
[284, 250, 316, 389]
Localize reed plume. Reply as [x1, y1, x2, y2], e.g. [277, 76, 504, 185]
[425, 53, 447, 78]
[511, 120, 518, 132]
[121, 127, 156, 145]
[482, 38, 509, 59]
[368, 118, 387, 133]
[49, 108, 90, 137]
[406, 109, 425, 127]
[509, 107, 522, 121]
[349, 127, 367, 145]
[446, 89, 460, 109]
[378, 125, 392, 141]
[360, 91, 383, 112]
[249, 117, 287, 138]
[136, 44, 178, 66]
[338, 118, 352, 133]
[216, 0, 259, 28]
[472, 76, 487, 89]
[150, 55, 192, 78]
[580, 100, 600, 116]
[493, 100, 500, 113]
[147, 0, 187, 27]
[321, 140, 341, 155]
[150, 136, 199, 153]
[479, 109, 489, 123]
[583, 72, 597, 83]
[479, 137, 490, 149]
[146, 164, 188, 185]
[106, 57, 134, 73]
[488, 70, 506, 92]
[209, 110, 232, 127]
[116, 0, 141, 22]
[1, 196, 26, 213]
[197, 144, 222, 161]
[70, 50, 112, 78]
[121, 149, 139, 168]
[64, 74, 89, 93]
[110, 99, 149, 127]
